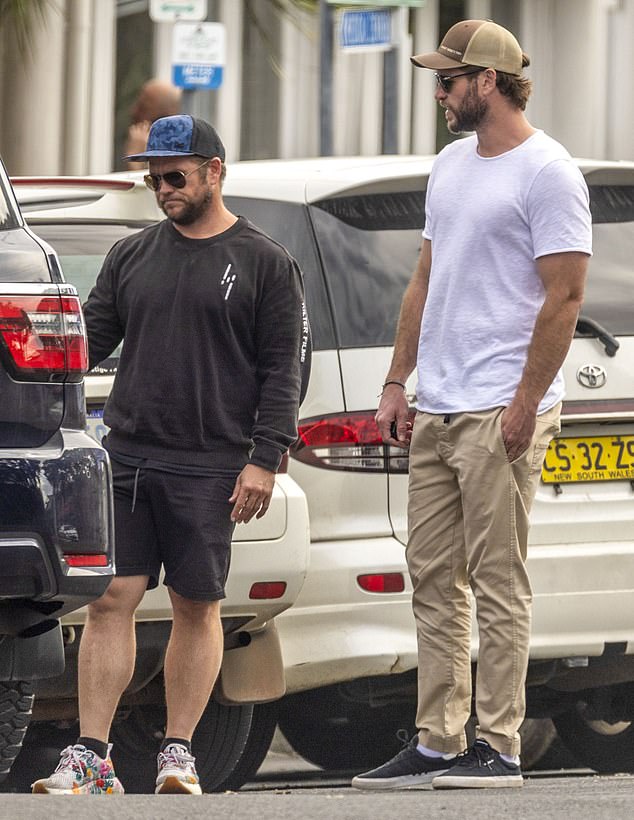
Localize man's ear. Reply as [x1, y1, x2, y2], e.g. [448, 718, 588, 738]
[480, 68, 498, 95]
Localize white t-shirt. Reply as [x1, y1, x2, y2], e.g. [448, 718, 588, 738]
[418, 130, 592, 414]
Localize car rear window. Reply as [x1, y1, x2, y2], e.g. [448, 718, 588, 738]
[310, 191, 425, 348]
[585, 185, 634, 336]
[24, 221, 150, 370]
[311, 183, 634, 348]
[224, 196, 337, 350]
[25, 221, 147, 301]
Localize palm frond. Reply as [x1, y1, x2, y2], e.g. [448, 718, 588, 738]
[0, 0, 58, 59]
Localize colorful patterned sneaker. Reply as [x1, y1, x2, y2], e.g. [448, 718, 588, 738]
[351, 734, 456, 790]
[31, 744, 124, 794]
[432, 738, 523, 789]
[155, 743, 202, 795]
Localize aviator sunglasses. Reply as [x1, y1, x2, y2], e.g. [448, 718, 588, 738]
[434, 68, 483, 93]
[144, 158, 211, 192]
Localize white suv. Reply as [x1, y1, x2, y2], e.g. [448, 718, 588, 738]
[220, 156, 634, 775]
[8, 176, 310, 793]
[15, 156, 634, 779]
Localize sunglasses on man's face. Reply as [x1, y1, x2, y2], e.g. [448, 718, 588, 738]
[434, 68, 483, 93]
[143, 158, 211, 192]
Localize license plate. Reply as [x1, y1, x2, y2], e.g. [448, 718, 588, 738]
[542, 434, 634, 483]
[86, 408, 109, 444]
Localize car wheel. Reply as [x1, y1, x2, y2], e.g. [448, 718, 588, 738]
[553, 701, 634, 773]
[517, 718, 558, 770]
[212, 701, 279, 791]
[0, 719, 76, 792]
[0, 682, 34, 786]
[278, 688, 417, 771]
[111, 698, 255, 793]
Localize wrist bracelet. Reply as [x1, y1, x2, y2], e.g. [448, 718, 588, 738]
[381, 380, 406, 391]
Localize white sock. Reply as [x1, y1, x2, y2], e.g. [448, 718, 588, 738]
[500, 753, 520, 766]
[417, 743, 455, 761]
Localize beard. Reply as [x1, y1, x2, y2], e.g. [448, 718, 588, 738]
[161, 187, 213, 225]
[447, 83, 488, 134]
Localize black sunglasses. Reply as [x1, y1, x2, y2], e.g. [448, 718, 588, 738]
[144, 158, 211, 192]
[434, 68, 483, 93]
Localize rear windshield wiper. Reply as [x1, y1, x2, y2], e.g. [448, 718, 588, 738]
[576, 314, 620, 357]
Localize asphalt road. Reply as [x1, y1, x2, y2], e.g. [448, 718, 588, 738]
[2, 741, 634, 820]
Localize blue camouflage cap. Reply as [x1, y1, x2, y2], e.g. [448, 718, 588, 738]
[124, 114, 226, 162]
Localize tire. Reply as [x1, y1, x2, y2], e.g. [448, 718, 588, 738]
[111, 698, 254, 793]
[213, 701, 279, 791]
[0, 720, 76, 792]
[0, 681, 34, 784]
[553, 701, 634, 773]
[518, 718, 558, 771]
[278, 688, 417, 771]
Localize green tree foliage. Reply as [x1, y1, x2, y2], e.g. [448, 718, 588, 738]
[0, 0, 54, 58]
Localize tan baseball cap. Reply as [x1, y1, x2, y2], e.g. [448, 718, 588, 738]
[411, 19, 526, 76]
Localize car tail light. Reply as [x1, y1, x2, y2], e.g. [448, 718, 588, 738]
[357, 573, 405, 593]
[0, 294, 88, 381]
[291, 410, 416, 473]
[249, 581, 287, 599]
[64, 553, 108, 567]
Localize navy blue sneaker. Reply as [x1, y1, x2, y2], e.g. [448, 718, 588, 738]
[432, 738, 523, 789]
[351, 735, 456, 790]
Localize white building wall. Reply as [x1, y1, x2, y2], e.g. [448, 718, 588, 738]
[279, 5, 320, 158]
[522, 0, 610, 158]
[0, 1, 67, 175]
[605, 0, 634, 160]
[1, 0, 633, 174]
[410, 1, 440, 155]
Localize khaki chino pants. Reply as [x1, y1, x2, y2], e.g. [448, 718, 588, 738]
[406, 404, 561, 757]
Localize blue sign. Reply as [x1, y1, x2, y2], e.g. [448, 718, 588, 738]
[172, 64, 223, 90]
[340, 9, 392, 50]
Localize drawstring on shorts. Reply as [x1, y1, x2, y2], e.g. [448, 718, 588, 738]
[131, 467, 141, 513]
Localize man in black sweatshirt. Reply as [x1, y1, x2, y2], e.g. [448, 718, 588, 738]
[33, 115, 309, 796]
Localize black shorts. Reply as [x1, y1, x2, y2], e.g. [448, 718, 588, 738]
[111, 458, 237, 601]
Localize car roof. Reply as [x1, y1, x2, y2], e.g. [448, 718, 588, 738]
[11, 155, 634, 218]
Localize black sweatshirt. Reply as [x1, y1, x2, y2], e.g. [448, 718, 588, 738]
[83, 216, 309, 473]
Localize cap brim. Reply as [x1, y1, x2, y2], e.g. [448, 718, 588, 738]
[123, 149, 198, 161]
[410, 52, 468, 70]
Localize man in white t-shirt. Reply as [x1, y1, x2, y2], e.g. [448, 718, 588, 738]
[352, 20, 592, 791]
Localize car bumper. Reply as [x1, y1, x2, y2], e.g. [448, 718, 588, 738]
[276, 536, 634, 694]
[0, 428, 114, 635]
[276, 536, 418, 693]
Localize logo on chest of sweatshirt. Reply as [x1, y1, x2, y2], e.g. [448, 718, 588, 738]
[220, 263, 237, 300]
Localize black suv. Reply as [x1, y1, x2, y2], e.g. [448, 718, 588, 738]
[0, 158, 114, 779]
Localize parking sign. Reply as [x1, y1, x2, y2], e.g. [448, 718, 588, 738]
[171, 21, 226, 90]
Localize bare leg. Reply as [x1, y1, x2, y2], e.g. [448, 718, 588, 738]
[78, 575, 149, 742]
[163, 588, 223, 740]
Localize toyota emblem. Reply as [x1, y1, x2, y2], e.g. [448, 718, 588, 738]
[577, 364, 607, 389]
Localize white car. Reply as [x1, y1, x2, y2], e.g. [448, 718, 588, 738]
[218, 156, 634, 775]
[8, 176, 310, 793]
[14, 155, 634, 780]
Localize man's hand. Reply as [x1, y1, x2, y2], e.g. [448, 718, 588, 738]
[500, 400, 537, 462]
[375, 383, 411, 450]
[229, 464, 276, 523]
